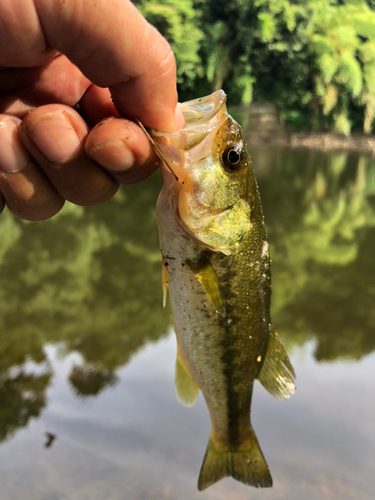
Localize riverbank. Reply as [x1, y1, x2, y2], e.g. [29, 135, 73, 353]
[247, 129, 375, 154]
[235, 103, 375, 154]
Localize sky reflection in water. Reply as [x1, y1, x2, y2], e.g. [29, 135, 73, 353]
[0, 146, 374, 499]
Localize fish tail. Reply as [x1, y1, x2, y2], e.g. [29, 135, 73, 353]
[198, 429, 272, 491]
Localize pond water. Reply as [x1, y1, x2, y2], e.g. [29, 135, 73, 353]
[0, 146, 374, 500]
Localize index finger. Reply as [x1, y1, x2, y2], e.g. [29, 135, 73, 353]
[34, 0, 178, 131]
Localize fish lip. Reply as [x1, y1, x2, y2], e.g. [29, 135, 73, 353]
[151, 90, 227, 145]
[178, 90, 227, 129]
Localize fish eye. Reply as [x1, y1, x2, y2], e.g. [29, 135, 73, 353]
[222, 145, 242, 172]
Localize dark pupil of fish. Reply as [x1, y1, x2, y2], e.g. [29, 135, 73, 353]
[228, 150, 240, 164]
[225, 148, 241, 171]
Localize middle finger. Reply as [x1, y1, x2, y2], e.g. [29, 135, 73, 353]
[20, 104, 119, 206]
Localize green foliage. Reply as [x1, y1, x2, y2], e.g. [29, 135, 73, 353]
[135, 0, 204, 90]
[136, 0, 375, 133]
[245, 0, 375, 133]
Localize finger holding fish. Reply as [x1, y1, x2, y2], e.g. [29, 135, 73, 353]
[86, 117, 159, 184]
[0, 109, 169, 221]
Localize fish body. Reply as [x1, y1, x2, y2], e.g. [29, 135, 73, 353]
[149, 91, 295, 490]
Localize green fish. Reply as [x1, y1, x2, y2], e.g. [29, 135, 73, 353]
[141, 90, 295, 490]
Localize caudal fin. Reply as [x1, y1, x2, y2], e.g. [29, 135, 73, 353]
[197, 430, 272, 491]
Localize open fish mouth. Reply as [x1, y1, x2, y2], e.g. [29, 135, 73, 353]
[152, 90, 228, 153]
[150, 91, 229, 181]
[179, 90, 227, 129]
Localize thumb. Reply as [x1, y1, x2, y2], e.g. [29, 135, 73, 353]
[34, 0, 178, 131]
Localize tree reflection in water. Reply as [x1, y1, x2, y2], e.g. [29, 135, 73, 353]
[0, 149, 374, 444]
[255, 148, 375, 360]
[69, 365, 118, 397]
[0, 371, 51, 443]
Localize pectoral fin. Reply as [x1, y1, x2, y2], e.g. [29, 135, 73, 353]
[257, 329, 296, 399]
[175, 351, 199, 406]
[186, 254, 225, 317]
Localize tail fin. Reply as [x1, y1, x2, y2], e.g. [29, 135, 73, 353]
[198, 430, 272, 491]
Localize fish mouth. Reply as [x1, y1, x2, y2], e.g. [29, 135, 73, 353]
[179, 90, 227, 130]
[151, 90, 228, 180]
[153, 90, 227, 140]
[153, 90, 227, 148]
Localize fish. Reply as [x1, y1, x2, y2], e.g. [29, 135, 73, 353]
[140, 90, 296, 490]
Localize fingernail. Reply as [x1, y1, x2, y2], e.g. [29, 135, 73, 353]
[0, 117, 30, 172]
[88, 140, 136, 171]
[175, 105, 185, 130]
[28, 112, 82, 164]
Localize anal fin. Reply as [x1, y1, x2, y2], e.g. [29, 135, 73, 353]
[186, 253, 225, 317]
[175, 351, 199, 407]
[257, 329, 296, 399]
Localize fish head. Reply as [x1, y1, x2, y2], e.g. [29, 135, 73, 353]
[152, 90, 254, 255]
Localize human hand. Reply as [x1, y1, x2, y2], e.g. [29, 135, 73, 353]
[0, 0, 184, 220]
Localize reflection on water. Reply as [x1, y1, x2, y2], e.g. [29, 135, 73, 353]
[0, 148, 374, 499]
[0, 174, 169, 443]
[252, 149, 375, 362]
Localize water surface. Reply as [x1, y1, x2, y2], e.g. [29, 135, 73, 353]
[0, 146, 374, 499]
